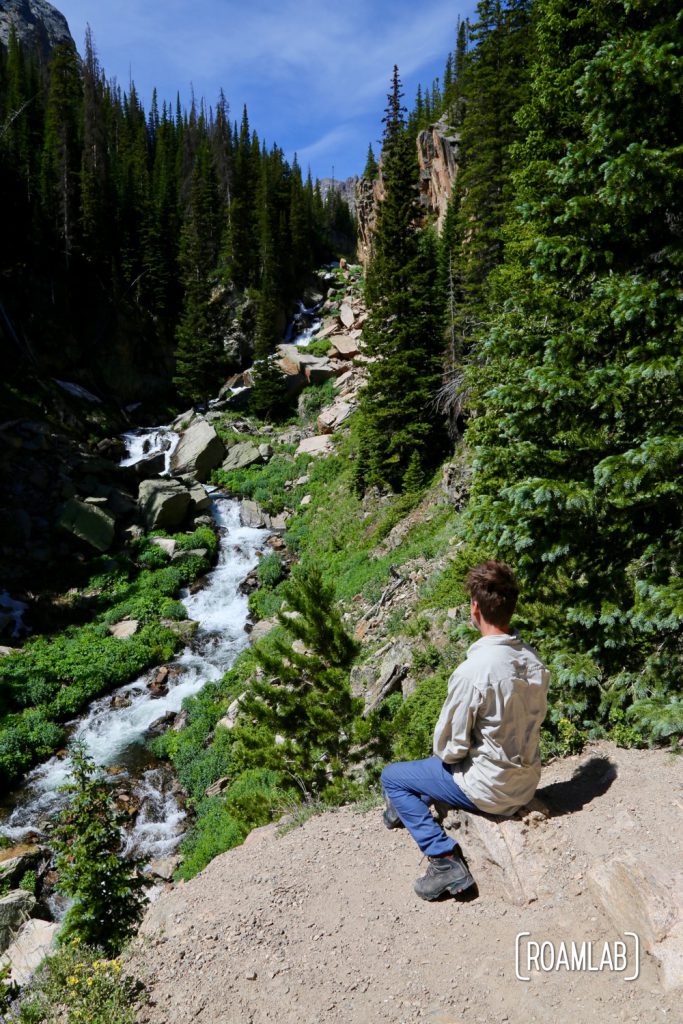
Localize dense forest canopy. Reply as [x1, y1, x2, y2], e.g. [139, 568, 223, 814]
[358, 0, 682, 747]
[0, 25, 355, 407]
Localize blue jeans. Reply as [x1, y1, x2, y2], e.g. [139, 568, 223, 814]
[381, 756, 478, 857]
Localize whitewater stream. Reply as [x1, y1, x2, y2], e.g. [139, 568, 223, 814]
[0, 429, 269, 867]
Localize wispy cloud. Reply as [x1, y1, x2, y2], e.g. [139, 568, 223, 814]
[57, 0, 474, 178]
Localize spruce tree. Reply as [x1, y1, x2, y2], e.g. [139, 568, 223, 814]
[362, 142, 378, 181]
[465, 0, 683, 744]
[53, 744, 147, 954]
[356, 66, 447, 492]
[173, 140, 226, 402]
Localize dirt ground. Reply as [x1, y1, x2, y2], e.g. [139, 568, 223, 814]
[126, 741, 682, 1024]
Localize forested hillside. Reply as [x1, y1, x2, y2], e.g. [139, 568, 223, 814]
[355, 0, 682, 748]
[0, 0, 681, 1016]
[0, 24, 353, 407]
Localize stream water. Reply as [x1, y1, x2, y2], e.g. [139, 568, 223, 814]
[0, 430, 269, 867]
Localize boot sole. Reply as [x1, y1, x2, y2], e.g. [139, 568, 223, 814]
[415, 874, 476, 901]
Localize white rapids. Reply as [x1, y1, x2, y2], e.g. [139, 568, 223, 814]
[119, 426, 180, 474]
[0, 455, 268, 866]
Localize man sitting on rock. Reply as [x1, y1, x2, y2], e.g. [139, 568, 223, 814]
[381, 560, 550, 901]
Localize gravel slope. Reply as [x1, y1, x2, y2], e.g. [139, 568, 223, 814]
[126, 742, 682, 1024]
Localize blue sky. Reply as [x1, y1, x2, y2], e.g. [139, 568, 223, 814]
[55, 0, 474, 182]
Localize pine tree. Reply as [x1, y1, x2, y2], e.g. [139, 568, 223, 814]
[53, 744, 147, 954]
[356, 67, 447, 492]
[238, 567, 361, 797]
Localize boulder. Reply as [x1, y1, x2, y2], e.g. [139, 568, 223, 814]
[108, 619, 139, 639]
[0, 890, 37, 953]
[138, 479, 192, 531]
[182, 479, 212, 513]
[249, 617, 279, 642]
[295, 435, 334, 457]
[240, 500, 268, 529]
[223, 442, 262, 472]
[0, 918, 59, 987]
[329, 335, 360, 359]
[57, 497, 115, 552]
[171, 547, 208, 562]
[305, 360, 338, 385]
[0, 846, 40, 888]
[172, 409, 197, 431]
[150, 537, 177, 557]
[276, 344, 304, 376]
[588, 853, 683, 990]
[317, 402, 353, 434]
[339, 303, 355, 329]
[171, 420, 225, 482]
[0, 646, 15, 657]
[147, 856, 181, 881]
[131, 451, 167, 480]
[258, 443, 273, 462]
[162, 618, 199, 643]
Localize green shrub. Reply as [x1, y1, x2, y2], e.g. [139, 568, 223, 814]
[176, 798, 247, 879]
[248, 586, 284, 621]
[257, 553, 286, 589]
[298, 379, 336, 418]
[390, 670, 449, 761]
[17, 869, 37, 895]
[211, 453, 311, 514]
[224, 768, 285, 824]
[304, 336, 334, 358]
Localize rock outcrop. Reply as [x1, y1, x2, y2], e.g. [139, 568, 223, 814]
[0, 918, 59, 987]
[416, 117, 460, 233]
[0, 0, 74, 60]
[57, 497, 116, 552]
[138, 479, 192, 531]
[357, 115, 460, 266]
[170, 420, 225, 483]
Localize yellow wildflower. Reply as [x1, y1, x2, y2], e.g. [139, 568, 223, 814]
[67, 975, 79, 986]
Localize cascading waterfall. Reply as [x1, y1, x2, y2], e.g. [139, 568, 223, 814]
[119, 426, 180, 474]
[0, 432, 269, 870]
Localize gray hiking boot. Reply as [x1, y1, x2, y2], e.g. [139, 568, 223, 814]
[413, 849, 475, 901]
[382, 795, 404, 830]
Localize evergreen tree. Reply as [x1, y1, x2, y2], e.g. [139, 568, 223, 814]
[53, 744, 147, 954]
[238, 567, 361, 797]
[362, 142, 378, 180]
[173, 140, 226, 402]
[356, 67, 447, 492]
[465, 0, 683, 744]
[40, 42, 82, 263]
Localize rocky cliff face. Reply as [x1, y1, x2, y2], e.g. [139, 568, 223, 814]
[0, 0, 74, 59]
[356, 115, 460, 267]
[319, 176, 359, 218]
[416, 116, 460, 232]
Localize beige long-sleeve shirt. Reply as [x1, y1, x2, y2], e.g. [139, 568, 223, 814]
[433, 631, 550, 816]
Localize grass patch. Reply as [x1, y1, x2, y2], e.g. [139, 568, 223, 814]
[0, 524, 218, 793]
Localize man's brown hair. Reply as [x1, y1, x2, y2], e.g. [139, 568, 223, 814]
[465, 560, 519, 627]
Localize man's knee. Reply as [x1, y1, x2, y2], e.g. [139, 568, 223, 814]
[381, 763, 396, 789]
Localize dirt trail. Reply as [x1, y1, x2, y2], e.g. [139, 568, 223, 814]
[126, 742, 682, 1024]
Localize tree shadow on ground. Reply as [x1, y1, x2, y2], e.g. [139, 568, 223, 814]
[538, 755, 617, 817]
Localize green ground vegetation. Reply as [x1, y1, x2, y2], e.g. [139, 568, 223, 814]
[0, 526, 218, 792]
